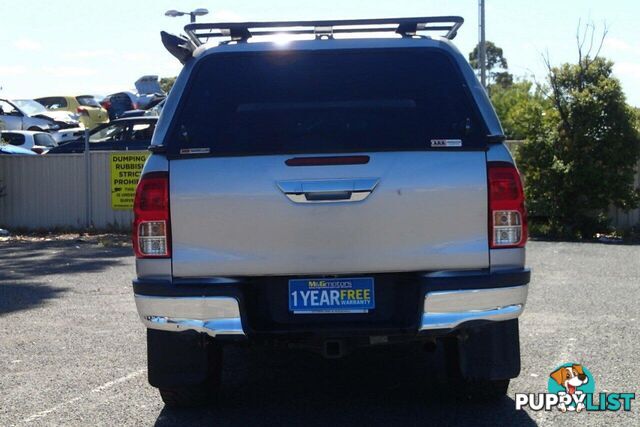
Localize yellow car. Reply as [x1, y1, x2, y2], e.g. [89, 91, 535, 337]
[35, 95, 109, 129]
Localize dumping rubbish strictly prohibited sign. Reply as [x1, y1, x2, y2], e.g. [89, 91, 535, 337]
[110, 153, 150, 210]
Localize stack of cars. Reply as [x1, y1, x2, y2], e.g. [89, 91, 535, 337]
[1, 76, 163, 154]
[35, 95, 108, 129]
[0, 98, 84, 144]
[100, 75, 165, 120]
[47, 117, 157, 153]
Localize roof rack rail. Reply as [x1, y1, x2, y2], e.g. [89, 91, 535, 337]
[184, 16, 464, 46]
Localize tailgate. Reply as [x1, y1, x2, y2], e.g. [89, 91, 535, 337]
[170, 152, 488, 277]
[164, 46, 493, 277]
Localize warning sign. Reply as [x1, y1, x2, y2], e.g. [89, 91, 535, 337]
[110, 153, 150, 210]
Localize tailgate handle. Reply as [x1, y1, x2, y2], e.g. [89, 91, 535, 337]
[277, 178, 379, 204]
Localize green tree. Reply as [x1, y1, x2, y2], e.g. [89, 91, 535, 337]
[159, 76, 177, 94]
[490, 80, 547, 140]
[469, 41, 513, 88]
[516, 55, 640, 238]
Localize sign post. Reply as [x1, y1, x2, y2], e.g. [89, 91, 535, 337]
[84, 129, 92, 227]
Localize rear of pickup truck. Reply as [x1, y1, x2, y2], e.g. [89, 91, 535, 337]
[132, 36, 530, 406]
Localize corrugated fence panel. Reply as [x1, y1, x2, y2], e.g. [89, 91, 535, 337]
[0, 151, 142, 231]
[0, 154, 87, 229]
[609, 161, 640, 229]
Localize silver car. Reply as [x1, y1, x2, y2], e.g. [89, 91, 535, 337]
[0, 99, 84, 143]
[134, 16, 531, 407]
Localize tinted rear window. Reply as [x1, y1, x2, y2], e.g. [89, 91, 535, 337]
[168, 49, 486, 156]
[110, 93, 133, 104]
[33, 133, 57, 147]
[77, 96, 100, 107]
[2, 133, 26, 146]
[36, 97, 67, 108]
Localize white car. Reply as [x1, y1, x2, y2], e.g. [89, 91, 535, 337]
[1, 130, 58, 154]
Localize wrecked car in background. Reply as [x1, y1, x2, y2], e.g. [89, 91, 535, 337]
[47, 116, 156, 153]
[36, 95, 109, 129]
[101, 75, 165, 120]
[1, 99, 84, 143]
[1, 130, 58, 154]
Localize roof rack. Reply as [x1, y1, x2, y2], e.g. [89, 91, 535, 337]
[184, 16, 464, 46]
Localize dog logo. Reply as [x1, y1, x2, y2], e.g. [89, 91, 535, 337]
[516, 362, 634, 412]
[548, 363, 594, 412]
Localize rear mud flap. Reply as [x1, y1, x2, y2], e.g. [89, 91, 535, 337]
[147, 329, 220, 388]
[457, 319, 521, 381]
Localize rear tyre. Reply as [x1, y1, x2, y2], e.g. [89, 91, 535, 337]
[441, 320, 520, 402]
[159, 378, 218, 408]
[147, 329, 223, 408]
[158, 343, 223, 408]
[459, 378, 510, 401]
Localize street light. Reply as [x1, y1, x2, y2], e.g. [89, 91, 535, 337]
[165, 8, 209, 23]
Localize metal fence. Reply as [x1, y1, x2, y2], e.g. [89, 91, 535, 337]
[0, 150, 639, 231]
[0, 152, 138, 231]
[609, 164, 640, 229]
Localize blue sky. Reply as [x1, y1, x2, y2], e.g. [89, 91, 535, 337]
[2, 0, 640, 105]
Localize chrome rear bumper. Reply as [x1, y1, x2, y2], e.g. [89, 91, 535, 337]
[420, 285, 528, 330]
[135, 284, 528, 337]
[134, 295, 245, 336]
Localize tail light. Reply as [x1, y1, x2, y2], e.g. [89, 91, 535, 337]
[488, 162, 527, 248]
[31, 147, 44, 154]
[133, 172, 171, 258]
[77, 107, 90, 116]
[101, 100, 111, 110]
[132, 102, 139, 110]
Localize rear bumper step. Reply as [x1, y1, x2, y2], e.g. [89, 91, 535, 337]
[420, 285, 527, 330]
[134, 268, 530, 337]
[135, 295, 244, 337]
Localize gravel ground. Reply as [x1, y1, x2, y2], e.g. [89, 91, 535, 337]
[0, 240, 638, 426]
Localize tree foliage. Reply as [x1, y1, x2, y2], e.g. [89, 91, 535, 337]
[509, 60, 640, 237]
[159, 76, 177, 94]
[469, 41, 513, 88]
[485, 24, 640, 238]
[490, 81, 547, 140]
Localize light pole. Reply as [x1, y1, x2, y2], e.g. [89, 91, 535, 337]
[165, 8, 209, 23]
[478, 0, 487, 88]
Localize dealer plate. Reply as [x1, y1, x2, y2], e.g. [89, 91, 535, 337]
[288, 277, 375, 314]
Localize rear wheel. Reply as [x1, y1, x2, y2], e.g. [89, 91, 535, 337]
[159, 376, 219, 408]
[442, 320, 520, 401]
[458, 378, 510, 401]
[158, 343, 223, 407]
